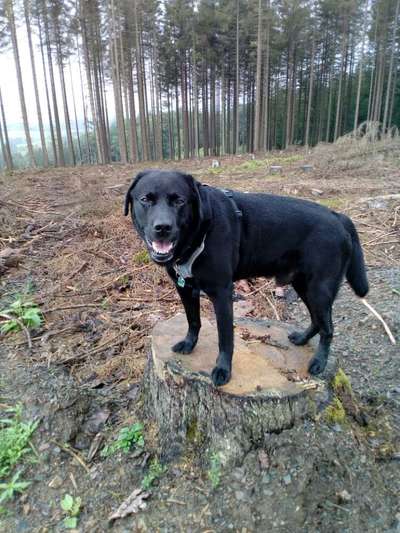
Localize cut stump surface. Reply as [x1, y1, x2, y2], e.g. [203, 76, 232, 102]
[144, 314, 322, 463]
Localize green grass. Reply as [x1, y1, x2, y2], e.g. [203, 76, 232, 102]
[0, 404, 38, 506]
[207, 453, 222, 489]
[101, 422, 144, 457]
[141, 458, 167, 490]
[0, 296, 42, 335]
[0, 404, 38, 479]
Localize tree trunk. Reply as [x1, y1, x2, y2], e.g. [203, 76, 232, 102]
[7, 0, 36, 167]
[235, 0, 240, 153]
[134, 0, 149, 160]
[38, 15, 57, 165]
[69, 60, 83, 163]
[334, 34, 347, 141]
[253, 0, 263, 153]
[0, 88, 13, 171]
[110, 0, 128, 163]
[24, 0, 48, 166]
[383, 0, 400, 131]
[43, 11, 65, 166]
[305, 40, 315, 148]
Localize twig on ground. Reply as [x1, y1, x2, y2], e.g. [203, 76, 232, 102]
[265, 295, 280, 321]
[52, 440, 91, 474]
[361, 298, 396, 345]
[0, 312, 32, 350]
[41, 303, 101, 314]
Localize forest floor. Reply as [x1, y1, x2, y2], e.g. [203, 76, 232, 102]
[0, 137, 399, 532]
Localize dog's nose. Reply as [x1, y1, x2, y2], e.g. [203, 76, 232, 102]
[154, 223, 172, 234]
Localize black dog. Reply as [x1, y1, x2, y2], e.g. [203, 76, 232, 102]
[124, 170, 368, 386]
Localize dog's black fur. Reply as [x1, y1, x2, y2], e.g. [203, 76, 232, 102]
[124, 170, 369, 386]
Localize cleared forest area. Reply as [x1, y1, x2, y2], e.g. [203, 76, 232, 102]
[0, 136, 399, 530]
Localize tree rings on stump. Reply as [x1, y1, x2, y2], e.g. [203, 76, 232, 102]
[144, 313, 323, 464]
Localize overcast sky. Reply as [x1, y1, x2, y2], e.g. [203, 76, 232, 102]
[0, 24, 115, 138]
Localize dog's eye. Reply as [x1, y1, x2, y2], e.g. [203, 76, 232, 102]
[139, 195, 154, 206]
[173, 197, 186, 206]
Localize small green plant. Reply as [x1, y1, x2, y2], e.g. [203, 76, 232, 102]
[0, 297, 42, 335]
[207, 453, 222, 489]
[141, 458, 166, 490]
[61, 493, 82, 529]
[133, 249, 150, 265]
[0, 404, 39, 479]
[101, 422, 144, 457]
[0, 471, 31, 504]
[324, 397, 346, 425]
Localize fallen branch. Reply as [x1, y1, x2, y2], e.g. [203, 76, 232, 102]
[361, 298, 396, 345]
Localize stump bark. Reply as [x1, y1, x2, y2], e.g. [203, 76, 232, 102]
[143, 314, 323, 464]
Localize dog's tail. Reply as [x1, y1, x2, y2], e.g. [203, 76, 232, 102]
[337, 213, 369, 297]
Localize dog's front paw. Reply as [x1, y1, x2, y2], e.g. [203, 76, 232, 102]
[288, 330, 308, 346]
[211, 365, 231, 386]
[172, 339, 195, 354]
[308, 355, 327, 375]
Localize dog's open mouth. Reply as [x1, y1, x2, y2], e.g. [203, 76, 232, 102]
[147, 239, 176, 262]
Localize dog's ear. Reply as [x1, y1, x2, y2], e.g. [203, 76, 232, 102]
[124, 171, 148, 216]
[182, 173, 212, 226]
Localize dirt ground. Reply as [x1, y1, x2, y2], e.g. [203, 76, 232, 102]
[0, 138, 399, 532]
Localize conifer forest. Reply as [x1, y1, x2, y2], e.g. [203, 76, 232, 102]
[0, 0, 399, 169]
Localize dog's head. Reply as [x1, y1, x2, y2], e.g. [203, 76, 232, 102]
[124, 170, 209, 264]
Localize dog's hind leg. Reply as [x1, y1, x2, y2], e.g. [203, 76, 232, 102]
[172, 284, 201, 354]
[288, 277, 319, 346]
[305, 281, 335, 375]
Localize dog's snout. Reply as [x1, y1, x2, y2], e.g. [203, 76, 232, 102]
[154, 222, 172, 234]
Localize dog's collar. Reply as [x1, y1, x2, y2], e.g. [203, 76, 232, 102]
[173, 234, 207, 287]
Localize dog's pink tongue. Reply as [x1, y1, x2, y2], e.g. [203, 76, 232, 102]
[152, 241, 173, 254]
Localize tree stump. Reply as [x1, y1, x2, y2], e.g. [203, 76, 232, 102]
[143, 314, 323, 464]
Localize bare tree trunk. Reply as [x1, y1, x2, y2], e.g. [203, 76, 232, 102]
[24, 0, 48, 166]
[354, 11, 368, 132]
[387, 56, 398, 128]
[126, 52, 138, 162]
[76, 36, 92, 163]
[38, 16, 57, 165]
[253, 0, 263, 152]
[80, 14, 102, 164]
[0, 88, 13, 170]
[305, 39, 315, 148]
[192, 48, 199, 158]
[235, 0, 240, 153]
[134, 0, 149, 160]
[7, 0, 36, 167]
[383, 0, 400, 131]
[153, 34, 163, 160]
[43, 12, 65, 166]
[110, 0, 128, 163]
[263, 1, 270, 151]
[69, 60, 83, 163]
[167, 90, 174, 159]
[334, 34, 347, 141]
